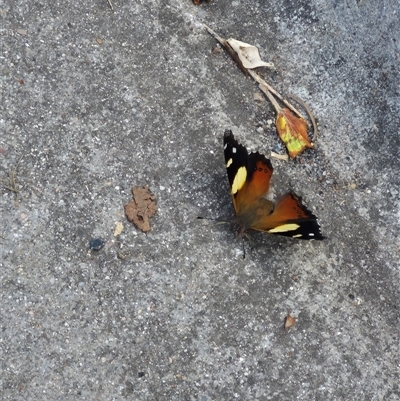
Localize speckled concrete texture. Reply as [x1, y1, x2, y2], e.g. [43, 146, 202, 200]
[1, 1, 399, 400]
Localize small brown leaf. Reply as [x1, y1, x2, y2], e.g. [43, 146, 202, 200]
[124, 186, 157, 233]
[212, 46, 221, 54]
[276, 108, 313, 158]
[284, 313, 296, 330]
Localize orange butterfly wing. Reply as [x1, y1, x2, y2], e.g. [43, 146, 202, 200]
[233, 155, 273, 215]
[250, 192, 324, 239]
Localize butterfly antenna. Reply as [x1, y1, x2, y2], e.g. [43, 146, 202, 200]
[242, 237, 246, 259]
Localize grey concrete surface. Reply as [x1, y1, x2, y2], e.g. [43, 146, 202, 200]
[1, 0, 399, 400]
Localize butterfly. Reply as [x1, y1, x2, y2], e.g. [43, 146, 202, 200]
[223, 130, 324, 239]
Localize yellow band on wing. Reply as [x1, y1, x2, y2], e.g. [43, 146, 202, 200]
[268, 223, 300, 233]
[231, 166, 247, 194]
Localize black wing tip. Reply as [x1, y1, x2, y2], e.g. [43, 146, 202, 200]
[223, 130, 239, 149]
[223, 130, 249, 161]
[286, 190, 325, 240]
[248, 150, 274, 171]
[275, 219, 325, 240]
[224, 130, 273, 171]
[298, 222, 325, 240]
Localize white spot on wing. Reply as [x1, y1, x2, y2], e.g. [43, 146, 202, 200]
[232, 147, 237, 153]
[224, 143, 228, 149]
[226, 158, 233, 168]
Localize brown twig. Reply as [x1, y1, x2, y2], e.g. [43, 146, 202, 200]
[203, 24, 225, 46]
[107, 0, 114, 11]
[203, 24, 248, 76]
[204, 24, 308, 119]
[287, 93, 318, 139]
[247, 69, 306, 118]
[257, 81, 281, 113]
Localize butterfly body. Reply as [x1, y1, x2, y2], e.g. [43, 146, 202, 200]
[223, 130, 324, 240]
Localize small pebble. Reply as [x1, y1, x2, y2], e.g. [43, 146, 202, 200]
[89, 238, 105, 251]
[272, 143, 284, 154]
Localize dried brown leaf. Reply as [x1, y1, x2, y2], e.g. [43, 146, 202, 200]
[284, 313, 297, 330]
[226, 38, 274, 69]
[124, 186, 157, 233]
